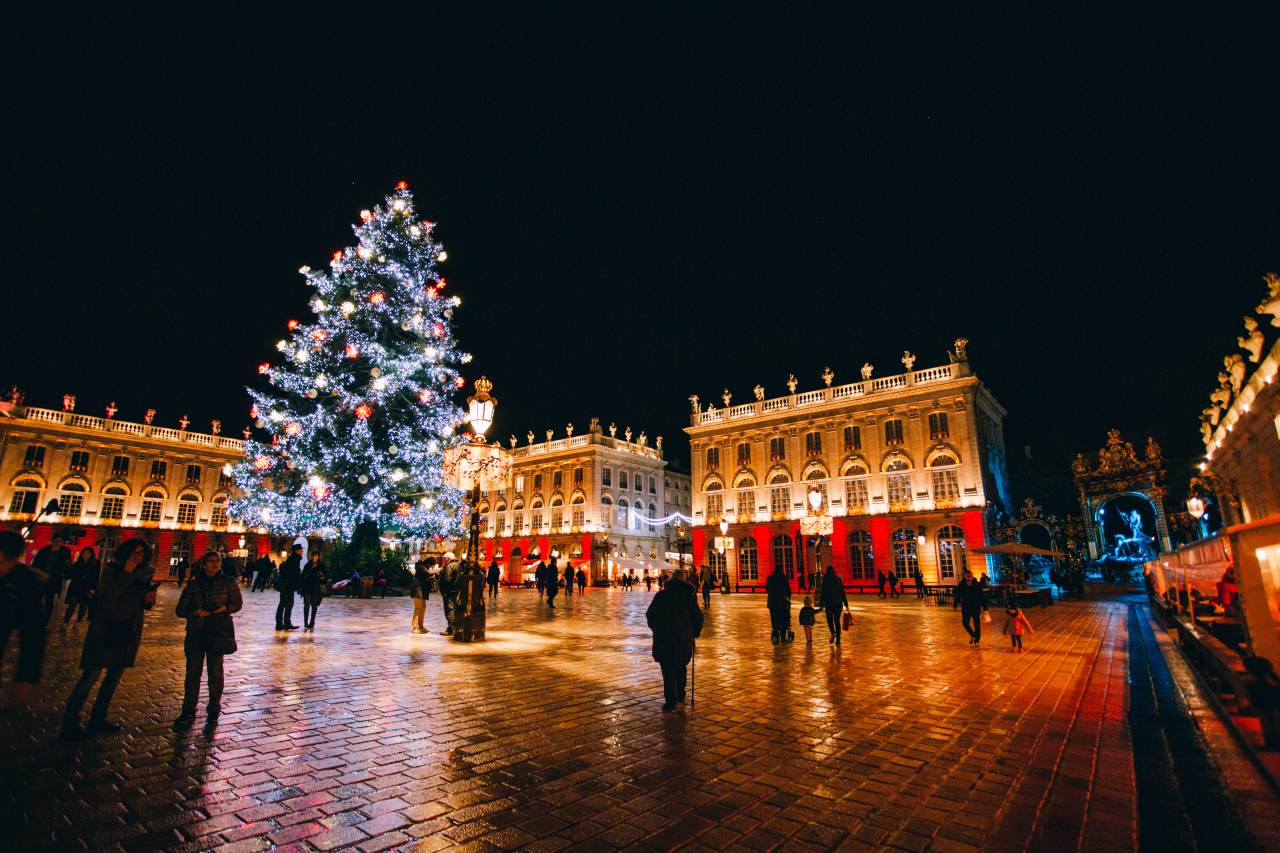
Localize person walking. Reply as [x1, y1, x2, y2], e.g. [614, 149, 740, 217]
[0, 530, 46, 702]
[644, 572, 653, 591]
[34, 534, 73, 625]
[914, 567, 927, 598]
[410, 559, 434, 633]
[699, 564, 713, 609]
[576, 567, 587, 594]
[1002, 606, 1034, 653]
[563, 562, 574, 597]
[887, 571, 900, 599]
[486, 558, 500, 599]
[545, 556, 559, 609]
[437, 556, 458, 633]
[798, 595, 816, 644]
[535, 560, 547, 597]
[173, 552, 242, 731]
[953, 570, 989, 646]
[275, 544, 302, 630]
[60, 539, 157, 740]
[299, 552, 327, 631]
[876, 570, 888, 599]
[252, 556, 272, 592]
[645, 569, 703, 713]
[175, 557, 189, 587]
[820, 565, 850, 646]
[63, 547, 100, 626]
[766, 563, 791, 644]
[374, 567, 389, 598]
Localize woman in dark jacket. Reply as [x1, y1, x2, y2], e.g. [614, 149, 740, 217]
[174, 552, 242, 730]
[819, 565, 850, 646]
[61, 539, 156, 739]
[765, 565, 791, 643]
[299, 553, 327, 632]
[645, 570, 703, 712]
[63, 547, 100, 626]
[410, 559, 433, 634]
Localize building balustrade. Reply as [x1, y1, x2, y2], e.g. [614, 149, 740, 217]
[509, 431, 662, 460]
[16, 406, 246, 451]
[694, 361, 961, 427]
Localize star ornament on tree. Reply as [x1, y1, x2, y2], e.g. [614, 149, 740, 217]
[229, 182, 468, 540]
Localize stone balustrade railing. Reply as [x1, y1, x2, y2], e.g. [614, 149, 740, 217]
[15, 406, 246, 452]
[694, 361, 961, 427]
[509, 431, 662, 460]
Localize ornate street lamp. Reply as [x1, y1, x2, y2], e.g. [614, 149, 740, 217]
[1186, 496, 1206, 519]
[675, 520, 688, 579]
[442, 377, 512, 642]
[801, 487, 832, 593]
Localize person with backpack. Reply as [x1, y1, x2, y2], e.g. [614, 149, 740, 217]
[173, 552, 242, 732]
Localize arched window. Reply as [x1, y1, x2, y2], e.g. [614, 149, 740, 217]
[531, 496, 544, 532]
[739, 537, 759, 580]
[177, 492, 200, 526]
[772, 534, 795, 579]
[707, 544, 726, 576]
[885, 457, 913, 511]
[211, 495, 229, 528]
[8, 477, 42, 515]
[848, 530, 874, 580]
[101, 485, 128, 522]
[892, 528, 919, 579]
[842, 461, 869, 515]
[58, 480, 87, 519]
[140, 488, 165, 524]
[617, 498, 628, 528]
[571, 493, 585, 529]
[929, 453, 961, 508]
[170, 536, 193, 568]
[936, 524, 966, 580]
[549, 494, 564, 531]
[704, 481, 723, 523]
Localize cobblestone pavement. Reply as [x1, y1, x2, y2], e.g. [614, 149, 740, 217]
[2, 586, 1277, 851]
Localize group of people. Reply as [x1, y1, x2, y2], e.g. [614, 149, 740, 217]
[532, 557, 589, 608]
[0, 530, 243, 738]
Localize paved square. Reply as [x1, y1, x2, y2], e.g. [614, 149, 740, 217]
[1, 585, 1276, 851]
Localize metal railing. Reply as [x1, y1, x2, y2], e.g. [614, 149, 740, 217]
[15, 407, 245, 451]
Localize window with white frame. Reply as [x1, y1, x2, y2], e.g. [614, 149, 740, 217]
[8, 478, 41, 514]
[738, 537, 759, 580]
[177, 494, 199, 525]
[101, 486, 127, 521]
[531, 498, 544, 531]
[884, 419, 904, 446]
[843, 425, 861, 451]
[848, 530, 874, 579]
[892, 528, 919, 579]
[211, 496, 228, 528]
[617, 498, 628, 528]
[937, 524, 966, 580]
[885, 458, 912, 510]
[844, 477, 869, 514]
[58, 484, 85, 519]
[736, 487, 755, 520]
[772, 534, 795, 578]
[929, 453, 960, 507]
[140, 489, 163, 522]
[24, 445, 46, 469]
[769, 481, 790, 518]
[769, 436, 786, 461]
[602, 467, 612, 487]
[704, 486, 723, 523]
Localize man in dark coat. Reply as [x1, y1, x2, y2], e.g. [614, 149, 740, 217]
[877, 570, 888, 598]
[275, 545, 303, 630]
[563, 561, 574, 596]
[953, 570, 988, 645]
[914, 567, 927, 598]
[887, 570, 900, 599]
[820, 565, 850, 645]
[437, 559, 458, 634]
[175, 557, 189, 586]
[765, 564, 791, 643]
[486, 559, 500, 599]
[535, 560, 547, 596]
[34, 534, 72, 625]
[645, 569, 703, 712]
[252, 556, 272, 592]
[545, 557, 560, 608]
[0, 530, 46, 700]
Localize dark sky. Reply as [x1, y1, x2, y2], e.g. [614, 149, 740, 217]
[8, 5, 1280, 504]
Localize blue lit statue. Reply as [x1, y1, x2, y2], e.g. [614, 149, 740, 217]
[1107, 508, 1155, 563]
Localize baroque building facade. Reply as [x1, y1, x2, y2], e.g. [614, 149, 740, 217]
[685, 343, 1011, 589]
[0, 396, 253, 577]
[476, 420, 675, 583]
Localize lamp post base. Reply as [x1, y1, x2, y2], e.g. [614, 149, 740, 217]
[452, 564, 487, 642]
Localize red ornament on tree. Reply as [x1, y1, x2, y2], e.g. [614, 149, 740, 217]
[395, 502, 412, 517]
[257, 362, 271, 374]
[370, 291, 386, 304]
[287, 319, 299, 330]
[354, 403, 374, 420]
[395, 180, 409, 190]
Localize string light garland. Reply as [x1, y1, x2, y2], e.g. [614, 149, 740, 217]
[229, 182, 468, 540]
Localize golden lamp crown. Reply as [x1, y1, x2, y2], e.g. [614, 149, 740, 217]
[471, 376, 494, 403]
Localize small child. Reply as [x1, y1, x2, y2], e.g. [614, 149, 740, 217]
[1002, 606, 1033, 652]
[798, 596, 817, 644]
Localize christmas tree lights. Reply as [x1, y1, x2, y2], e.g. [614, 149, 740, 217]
[229, 183, 468, 540]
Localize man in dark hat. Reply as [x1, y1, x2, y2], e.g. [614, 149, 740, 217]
[645, 569, 703, 713]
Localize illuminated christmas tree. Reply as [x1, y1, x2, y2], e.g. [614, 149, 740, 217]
[229, 182, 468, 540]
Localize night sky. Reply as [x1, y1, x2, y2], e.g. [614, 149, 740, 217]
[9, 6, 1280, 508]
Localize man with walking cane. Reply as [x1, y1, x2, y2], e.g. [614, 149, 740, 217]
[645, 568, 703, 713]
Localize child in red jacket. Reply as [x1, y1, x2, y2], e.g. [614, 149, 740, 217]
[1002, 606, 1033, 653]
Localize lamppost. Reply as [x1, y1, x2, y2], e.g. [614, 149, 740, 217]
[675, 520, 688, 579]
[801, 487, 832, 593]
[715, 518, 733, 588]
[442, 377, 511, 643]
